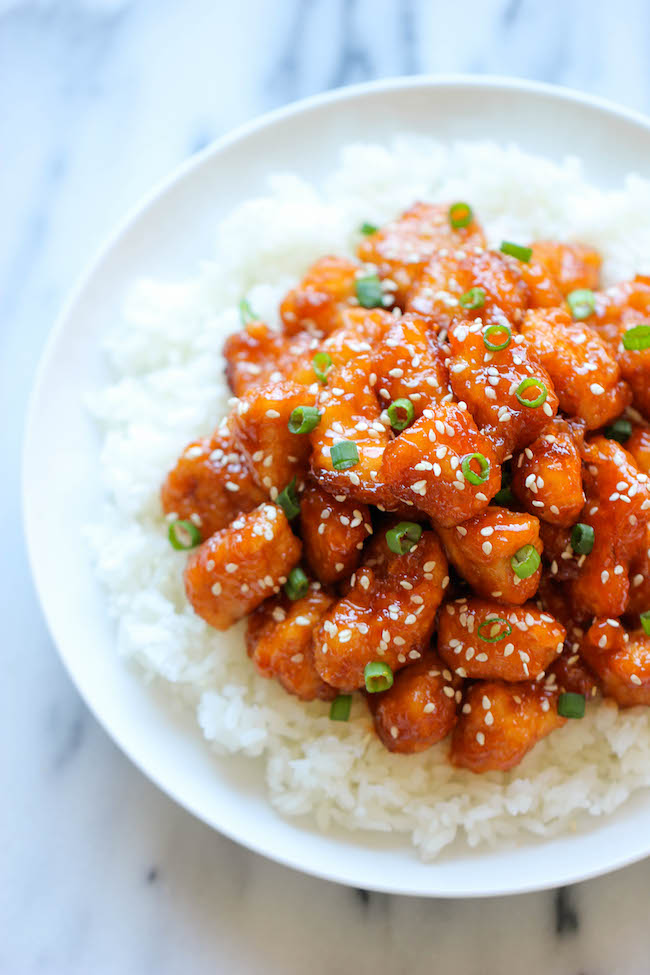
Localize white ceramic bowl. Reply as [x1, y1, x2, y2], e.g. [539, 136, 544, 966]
[23, 76, 650, 897]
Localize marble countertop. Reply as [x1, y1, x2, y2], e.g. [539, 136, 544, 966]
[4, 0, 650, 971]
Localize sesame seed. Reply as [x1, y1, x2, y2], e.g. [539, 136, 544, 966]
[476, 732, 485, 745]
[631, 674, 643, 686]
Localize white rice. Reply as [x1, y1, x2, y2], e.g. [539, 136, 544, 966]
[87, 138, 650, 859]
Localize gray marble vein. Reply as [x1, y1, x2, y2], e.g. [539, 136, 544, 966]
[4, 0, 650, 972]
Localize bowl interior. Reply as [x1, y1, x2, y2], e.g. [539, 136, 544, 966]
[23, 77, 650, 896]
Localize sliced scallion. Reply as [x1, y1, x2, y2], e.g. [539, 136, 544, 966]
[239, 298, 257, 324]
[567, 288, 596, 320]
[558, 692, 585, 719]
[483, 323, 511, 352]
[515, 377, 548, 409]
[168, 519, 201, 550]
[387, 398, 415, 431]
[285, 567, 309, 601]
[364, 661, 394, 693]
[386, 521, 423, 555]
[355, 274, 384, 308]
[641, 611, 650, 636]
[449, 202, 473, 229]
[277, 478, 300, 521]
[571, 522, 594, 555]
[329, 694, 352, 721]
[461, 452, 490, 485]
[622, 324, 650, 351]
[511, 543, 541, 579]
[604, 418, 632, 443]
[360, 222, 378, 236]
[477, 618, 513, 643]
[500, 240, 532, 263]
[459, 286, 485, 310]
[331, 440, 359, 470]
[312, 351, 333, 384]
[288, 405, 321, 435]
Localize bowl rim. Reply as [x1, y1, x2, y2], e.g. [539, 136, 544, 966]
[22, 73, 650, 897]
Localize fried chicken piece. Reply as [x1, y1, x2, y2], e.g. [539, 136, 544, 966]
[246, 585, 336, 700]
[451, 680, 565, 773]
[438, 598, 565, 682]
[184, 504, 301, 630]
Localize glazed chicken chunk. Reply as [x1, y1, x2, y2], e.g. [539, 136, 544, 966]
[184, 504, 301, 630]
[437, 506, 543, 604]
[451, 680, 565, 773]
[312, 530, 448, 691]
[437, 598, 566, 682]
[246, 585, 336, 701]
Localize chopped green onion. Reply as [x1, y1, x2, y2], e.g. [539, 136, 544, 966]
[285, 567, 309, 601]
[449, 202, 473, 230]
[239, 298, 257, 324]
[461, 452, 490, 485]
[641, 611, 650, 636]
[571, 522, 594, 555]
[515, 377, 548, 408]
[168, 519, 201, 550]
[494, 486, 514, 506]
[330, 440, 359, 470]
[288, 405, 321, 435]
[355, 274, 384, 308]
[494, 467, 513, 506]
[386, 521, 423, 555]
[312, 352, 333, 384]
[329, 694, 352, 721]
[567, 288, 596, 320]
[364, 661, 394, 693]
[459, 286, 486, 310]
[387, 398, 415, 431]
[483, 323, 512, 352]
[477, 618, 513, 643]
[622, 324, 650, 351]
[558, 692, 585, 719]
[511, 543, 541, 579]
[604, 418, 632, 444]
[277, 478, 300, 521]
[360, 222, 378, 235]
[500, 240, 532, 263]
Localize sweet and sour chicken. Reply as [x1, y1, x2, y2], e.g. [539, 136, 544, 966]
[162, 200, 650, 772]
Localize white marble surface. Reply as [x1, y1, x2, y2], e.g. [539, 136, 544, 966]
[4, 0, 650, 971]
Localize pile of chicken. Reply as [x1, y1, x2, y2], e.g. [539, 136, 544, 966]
[161, 201, 650, 773]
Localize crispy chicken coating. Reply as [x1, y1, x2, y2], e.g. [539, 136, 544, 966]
[232, 381, 314, 495]
[447, 318, 559, 461]
[369, 651, 460, 753]
[372, 311, 451, 417]
[451, 680, 565, 773]
[358, 201, 486, 306]
[626, 424, 650, 476]
[161, 423, 266, 539]
[569, 436, 650, 617]
[312, 530, 448, 690]
[184, 504, 301, 630]
[581, 618, 650, 707]
[223, 320, 314, 396]
[438, 598, 565, 682]
[438, 506, 543, 604]
[299, 480, 372, 584]
[310, 358, 393, 506]
[280, 256, 362, 335]
[520, 307, 630, 430]
[381, 401, 501, 527]
[407, 249, 530, 329]
[246, 586, 336, 700]
[530, 240, 601, 295]
[511, 419, 585, 526]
